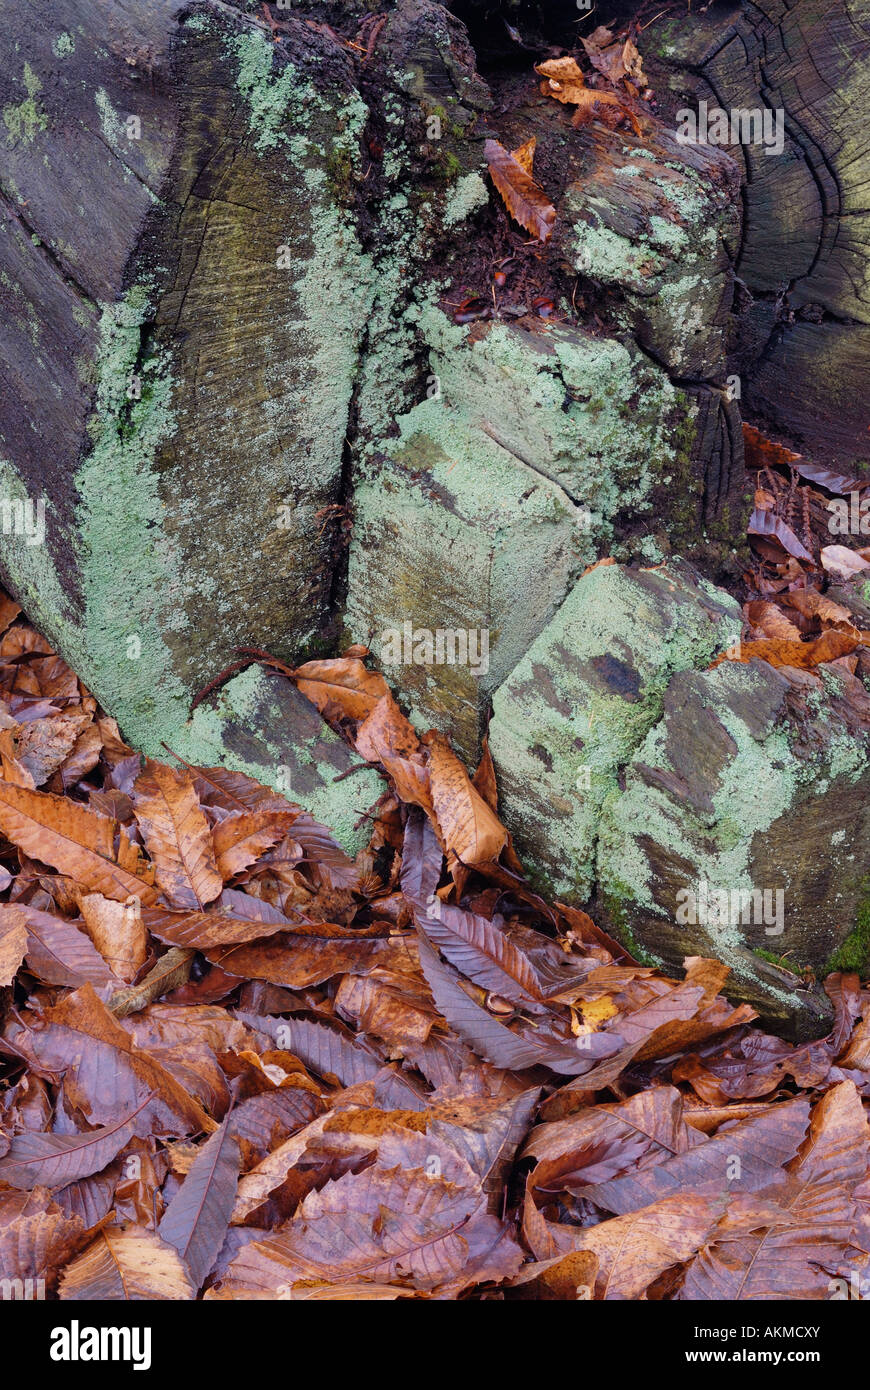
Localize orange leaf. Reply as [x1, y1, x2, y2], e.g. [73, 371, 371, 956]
[742, 422, 802, 471]
[712, 629, 859, 670]
[291, 657, 391, 722]
[425, 731, 507, 869]
[132, 760, 223, 911]
[0, 780, 157, 903]
[510, 136, 536, 176]
[535, 57, 642, 135]
[484, 138, 556, 242]
[354, 695, 433, 814]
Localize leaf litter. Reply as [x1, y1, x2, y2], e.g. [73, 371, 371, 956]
[0, 595, 869, 1301]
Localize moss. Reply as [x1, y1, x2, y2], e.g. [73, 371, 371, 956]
[824, 882, 870, 976]
[753, 948, 800, 973]
[604, 882, 659, 967]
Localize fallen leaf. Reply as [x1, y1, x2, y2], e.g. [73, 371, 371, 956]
[79, 892, 147, 982]
[0, 781, 157, 903]
[712, 628, 859, 670]
[159, 1113, 240, 1291]
[59, 1224, 195, 1300]
[821, 545, 870, 582]
[425, 730, 507, 869]
[484, 138, 556, 242]
[132, 760, 223, 911]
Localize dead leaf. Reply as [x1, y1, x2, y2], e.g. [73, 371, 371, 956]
[132, 760, 223, 910]
[425, 730, 507, 869]
[821, 545, 870, 583]
[484, 138, 556, 242]
[79, 892, 147, 982]
[712, 628, 859, 670]
[0, 781, 157, 902]
[59, 1225, 195, 1300]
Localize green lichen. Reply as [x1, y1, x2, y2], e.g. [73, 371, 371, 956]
[94, 87, 125, 146]
[489, 562, 740, 900]
[52, 33, 75, 57]
[3, 63, 47, 145]
[596, 658, 869, 1003]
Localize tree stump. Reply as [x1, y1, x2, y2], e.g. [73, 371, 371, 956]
[0, 0, 867, 1025]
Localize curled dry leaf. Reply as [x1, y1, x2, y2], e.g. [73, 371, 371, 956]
[535, 56, 642, 135]
[0, 780, 157, 903]
[712, 628, 859, 671]
[484, 138, 556, 243]
[425, 730, 507, 869]
[290, 656, 390, 722]
[107, 947, 196, 1019]
[0, 911, 27, 985]
[748, 507, 814, 563]
[821, 545, 870, 582]
[744, 600, 803, 641]
[79, 892, 147, 983]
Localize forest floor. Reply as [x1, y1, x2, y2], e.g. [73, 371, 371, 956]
[1, 539, 870, 1300]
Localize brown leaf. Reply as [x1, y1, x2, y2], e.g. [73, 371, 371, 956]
[821, 545, 870, 582]
[142, 902, 294, 951]
[747, 506, 814, 563]
[15, 711, 92, 787]
[194, 766, 358, 889]
[227, 1157, 521, 1292]
[291, 656, 390, 722]
[483, 138, 556, 242]
[354, 694, 432, 813]
[79, 892, 147, 982]
[59, 1224, 195, 1300]
[744, 600, 803, 641]
[510, 135, 536, 175]
[742, 422, 802, 472]
[416, 896, 545, 1010]
[0, 910, 27, 985]
[0, 902, 118, 989]
[0, 780, 157, 902]
[211, 810, 299, 881]
[0, 1189, 88, 1295]
[780, 589, 856, 630]
[681, 1082, 868, 1299]
[712, 628, 859, 670]
[535, 57, 642, 134]
[44, 984, 216, 1135]
[107, 948, 196, 1019]
[0, 1096, 151, 1189]
[159, 1114, 240, 1291]
[581, 1096, 810, 1216]
[132, 760, 223, 911]
[426, 731, 507, 869]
